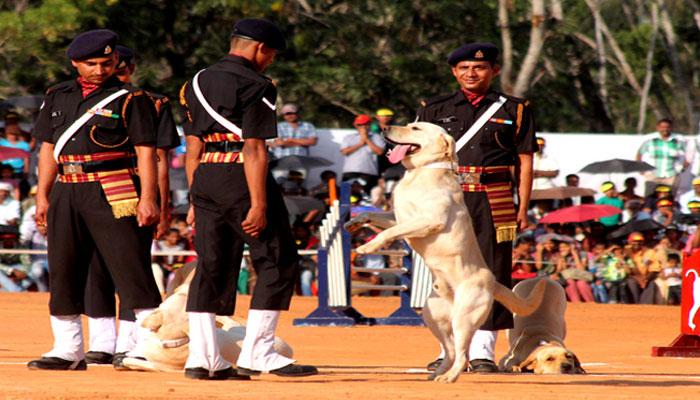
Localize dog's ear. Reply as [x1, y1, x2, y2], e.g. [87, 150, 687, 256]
[440, 133, 456, 163]
[517, 350, 539, 373]
[141, 310, 163, 332]
[572, 353, 586, 374]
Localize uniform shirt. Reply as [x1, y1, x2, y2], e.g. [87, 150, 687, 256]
[273, 121, 317, 158]
[180, 55, 277, 140]
[638, 133, 687, 178]
[416, 90, 537, 167]
[148, 93, 180, 150]
[33, 76, 157, 154]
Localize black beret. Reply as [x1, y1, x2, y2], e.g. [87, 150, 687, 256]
[231, 18, 286, 51]
[66, 29, 118, 60]
[116, 45, 135, 68]
[448, 42, 499, 66]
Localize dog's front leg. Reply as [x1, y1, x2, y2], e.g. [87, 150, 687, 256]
[355, 217, 446, 255]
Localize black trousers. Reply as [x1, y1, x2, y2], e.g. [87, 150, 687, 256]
[463, 191, 514, 331]
[47, 182, 162, 315]
[186, 164, 299, 315]
[83, 250, 137, 321]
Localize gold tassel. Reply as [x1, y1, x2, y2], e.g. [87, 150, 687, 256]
[111, 198, 139, 218]
[496, 223, 517, 243]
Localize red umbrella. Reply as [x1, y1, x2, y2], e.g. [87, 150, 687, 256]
[539, 204, 622, 224]
[0, 146, 30, 161]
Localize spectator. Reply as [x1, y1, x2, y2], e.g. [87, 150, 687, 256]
[0, 182, 20, 226]
[596, 181, 623, 227]
[660, 253, 682, 305]
[371, 108, 396, 177]
[309, 169, 338, 200]
[20, 204, 48, 292]
[636, 118, 688, 195]
[619, 177, 643, 203]
[270, 103, 318, 158]
[512, 237, 537, 283]
[601, 245, 632, 304]
[534, 239, 558, 277]
[2, 112, 33, 149]
[622, 199, 650, 224]
[626, 232, 660, 303]
[679, 177, 700, 213]
[642, 184, 677, 214]
[554, 241, 595, 302]
[292, 221, 319, 296]
[652, 199, 678, 227]
[533, 137, 559, 190]
[586, 242, 609, 303]
[151, 228, 186, 294]
[341, 114, 385, 193]
[0, 124, 31, 176]
[565, 173, 593, 205]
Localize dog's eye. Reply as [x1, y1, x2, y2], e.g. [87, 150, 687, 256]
[546, 357, 555, 362]
[411, 126, 420, 131]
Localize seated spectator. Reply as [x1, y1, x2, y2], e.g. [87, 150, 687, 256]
[512, 237, 537, 283]
[642, 184, 677, 214]
[151, 228, 186, 294]
[619, 177, 643, 204]
[309, 170, 339, 199]
[679, 177, 700, 213]
[19, 204, 48, 292]
[0, 230, 31, 291]
[652, 198, 678, 226]
[0, 182, 20, 226]
[534, 239, 557, 277]
[553, 241, 595, 302]
[596, 181, 623, 227]
[626, 231, 660, 303]
[292, 221, 320, 296]
[0, 123, 31, 176]
[660, 253, 682, 305]
[621, 199, 650, 223]
[586, 242, 609, 303]
[601, 245, 632, 304]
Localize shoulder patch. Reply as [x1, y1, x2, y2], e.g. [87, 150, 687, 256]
[179, 82, 189, 106]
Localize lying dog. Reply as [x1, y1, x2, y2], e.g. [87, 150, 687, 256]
[498, 277, 584, 374]
[355, 122, 545, 383]
[122, 278, 293, 372]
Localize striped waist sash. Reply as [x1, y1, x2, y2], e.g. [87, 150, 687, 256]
[201, 132, 244, 164]
[458, 165, 517, 243]
[58, 151, 138, 219]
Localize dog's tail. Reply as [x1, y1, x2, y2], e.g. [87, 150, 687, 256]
[493, 278, 547, 316]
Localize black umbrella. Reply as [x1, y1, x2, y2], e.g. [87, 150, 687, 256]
[270, 155, 333, 171]
[606, 218, 664, 240]
[283, 195, 325, 216]
[676, 213, 700, 225]
[579, 158, 655, 174]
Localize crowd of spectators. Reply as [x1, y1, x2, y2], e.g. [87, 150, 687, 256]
[2, 108, 698, 308]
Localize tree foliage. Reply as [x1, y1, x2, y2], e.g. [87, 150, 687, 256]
[1, 0, 700, 133]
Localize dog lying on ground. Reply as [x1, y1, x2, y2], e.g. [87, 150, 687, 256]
[355, 122, 546, 383]
[122, 276, 293, 372]
[498, 277, 584, 374]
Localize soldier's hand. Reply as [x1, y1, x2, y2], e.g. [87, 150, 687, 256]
[517, 209, 528, 231]
[155, 216, 169, 239]
[242, 206, 267, 238]
[137, 199, 160, 227]
[186, 205, 195, 228]
[35, 195, 49, 232]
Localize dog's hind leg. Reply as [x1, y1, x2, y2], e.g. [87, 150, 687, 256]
[423, 293, 454, 380]
[434, 278, 493, 384]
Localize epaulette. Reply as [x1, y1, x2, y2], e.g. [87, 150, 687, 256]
[179, 82, 188, 106]
[501, 93, 530, 106]
[421, 92, 457, 107]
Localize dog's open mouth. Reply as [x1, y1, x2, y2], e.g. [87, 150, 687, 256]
[385, 138, 420, 164]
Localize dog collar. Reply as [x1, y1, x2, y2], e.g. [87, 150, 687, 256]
[418, 161, 455, 170]
[160, 337, 190, 349]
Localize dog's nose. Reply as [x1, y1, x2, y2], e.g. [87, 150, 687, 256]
[560, 363, 573, 373]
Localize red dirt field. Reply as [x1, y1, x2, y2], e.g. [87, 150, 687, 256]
[1, 292, 700, 399]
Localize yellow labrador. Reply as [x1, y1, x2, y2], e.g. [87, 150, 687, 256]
[355, 122, 545, 383]
[498, 277, 584, 374]
[122, 277, 293, 372]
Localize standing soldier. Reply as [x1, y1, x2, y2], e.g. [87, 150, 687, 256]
[416, 43, 536, 373]
[27, 30, 162, 371]
[82, 45, 181, 367]
[180, 19, 317, 380]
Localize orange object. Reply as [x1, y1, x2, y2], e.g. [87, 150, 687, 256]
[328, 177, 338, 203]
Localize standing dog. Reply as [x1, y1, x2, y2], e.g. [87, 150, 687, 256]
[356, 122, 545, 383]
[498, 278, 584, 374]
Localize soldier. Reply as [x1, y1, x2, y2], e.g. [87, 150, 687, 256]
[27, 29, 162, 371]
[82, 45, 181, 367]
[180, 19, 317, 380]
[416, 43, 536, 373]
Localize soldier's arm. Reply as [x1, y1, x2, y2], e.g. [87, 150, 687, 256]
[35, 143, 57, 228]
[514, 100, 537, 231]
[242, 138, 268, 238]
[517, 153, 533, 230]
[156, 147, 170, 238]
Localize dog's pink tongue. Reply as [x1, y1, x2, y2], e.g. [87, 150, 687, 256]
[387, 144, 412, 164]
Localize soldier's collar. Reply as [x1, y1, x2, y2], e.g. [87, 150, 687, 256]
[222, 54, 255, 70]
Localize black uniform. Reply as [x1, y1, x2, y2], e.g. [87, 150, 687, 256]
[181, 55, 299, 315]
[417, 89, 537, 330]
[84, 92, 180, 321]
[33, 76, 162, 316]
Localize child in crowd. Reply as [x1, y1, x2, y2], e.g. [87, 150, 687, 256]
[660, 253, 682, 305]
[601, 245, 632, 303]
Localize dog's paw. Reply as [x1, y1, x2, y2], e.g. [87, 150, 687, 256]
[433, 372, 459, 384]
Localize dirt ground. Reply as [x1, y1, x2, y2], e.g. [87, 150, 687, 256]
[1, 293, 700, 400]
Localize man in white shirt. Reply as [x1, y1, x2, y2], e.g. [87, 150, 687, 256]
[0, 182, 20, 226]
[532, 137, 559, 190]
